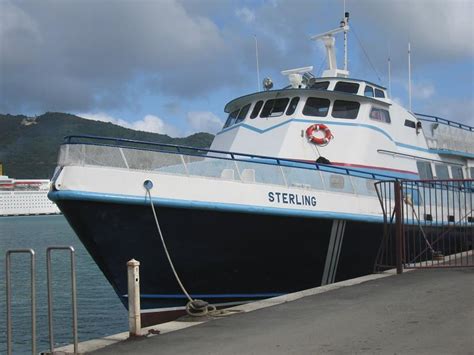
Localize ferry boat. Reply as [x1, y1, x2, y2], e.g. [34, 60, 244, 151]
[48, 15, 473, 323]
[0, 174, 60, 216]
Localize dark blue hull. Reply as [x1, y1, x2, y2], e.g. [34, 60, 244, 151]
[54, 197, 383, 319]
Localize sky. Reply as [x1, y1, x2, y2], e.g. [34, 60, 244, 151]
[1, 0, 473, 137]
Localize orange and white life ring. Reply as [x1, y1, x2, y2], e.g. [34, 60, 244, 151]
[306, 124, 333, 146]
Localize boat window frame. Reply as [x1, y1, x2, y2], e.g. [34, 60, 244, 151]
[374, 88, 385, 98]
[250, 100, 264, 119]
[369, 107, 391, 124]
[334, 81, 360, 94]
[434, 164, 450, 179]
[223, 109, 240, 128]
[260, 98, 290, 118]
[286, 97, 300, 115]
[302, 97, 331, 117]
[416, 161, 433, 179]
[235, 103, 251, 124]
[450, 166, 464, 179]
[331, 100, 361, 119]
[404, 119, 416, 128]
[309, 81, 330, 90]
[364, 85, 374, 97]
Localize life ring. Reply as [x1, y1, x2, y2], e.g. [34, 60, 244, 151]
[306, 124, 333, 146]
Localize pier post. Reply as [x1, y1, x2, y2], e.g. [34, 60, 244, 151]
[127, 259, 142, 337]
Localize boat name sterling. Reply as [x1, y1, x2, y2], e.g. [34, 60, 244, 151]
[268, 191, 317, 207]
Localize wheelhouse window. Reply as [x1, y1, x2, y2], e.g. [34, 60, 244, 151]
[332, 100, 360, 119]
[370, 107, 391, 123]
[223, 109, 240, 128]
[235, 103, 251, 124]
[302, 97, 330, 117]
[416, 161, 433, 179]
[250, 100, 263, 119]
[451, 166, 464, 179]
[286, 97, 300, 115]
[309, 81, 330, 90]
[435, 164, 450, 179]
[334, 81, 359, 94]
[364, 85, 374, 97]
[375, 89, 385, 98]
[260, 98, 290, 118]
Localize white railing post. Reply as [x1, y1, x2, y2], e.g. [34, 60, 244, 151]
[127, 259, 141, 337]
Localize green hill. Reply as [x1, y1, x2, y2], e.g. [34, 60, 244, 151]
[0, 112, 214, 179]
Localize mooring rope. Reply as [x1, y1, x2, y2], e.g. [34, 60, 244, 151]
[143, 180, 218, 317]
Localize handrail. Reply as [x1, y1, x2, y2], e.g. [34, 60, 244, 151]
[414, 113, 473, 131]
[62, 135, 400, 181]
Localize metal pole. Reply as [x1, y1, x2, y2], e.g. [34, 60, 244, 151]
[6, 249, 36, 355]
[255, 35, 260, 91]
[47, 246, 79, 354]
[408, 42, 412, 112]
[388, 56, 391, 97]
[127, 259, 141, 337]
[394, 181, 404, 274]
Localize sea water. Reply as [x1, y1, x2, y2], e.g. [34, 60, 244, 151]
[0, 215, 127, 354]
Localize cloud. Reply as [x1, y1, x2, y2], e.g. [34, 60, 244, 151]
[79, 112, 180, 137]
[411, 83, 435, 100]
[186, 111, 223, 134]
[235, 7, 255, 24]
[1, 0, 472, 119]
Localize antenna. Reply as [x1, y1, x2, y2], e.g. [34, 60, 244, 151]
[408, 42, 412, 111]
[255, 35, 260, 91]
[343, 12, 349, 71]
[388, 56, 391, 97]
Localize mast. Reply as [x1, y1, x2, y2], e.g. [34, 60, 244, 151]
[255, 35, 260, 91]
[343, 12, 349, 71]
[408, 42, 412, 111]
[388, 56, 391, 97]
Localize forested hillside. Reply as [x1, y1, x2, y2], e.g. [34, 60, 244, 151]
[0, 112, 214, 178]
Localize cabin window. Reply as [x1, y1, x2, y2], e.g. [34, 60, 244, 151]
[375, 89, 385, 98]
[470, 167, 474, 178]
[435, 164, 450, 179]
[332, 100, 360, 119]
[334, 81, 359, 94]
[302, 97, 330, 117]
[310, 81, 330, 90]
[260, 98, 290, 118]
[364, 85, 374, 97]
[404, 119, 416, 128]
[286, 97, 300, 115]
[235, 103, 251, 124]
[224, 109, 240, 128]
[451, 166, 464, 179]
[250, 100, 263, 119]
[370, 107, 391, 123]
[416, 161, 433, 179]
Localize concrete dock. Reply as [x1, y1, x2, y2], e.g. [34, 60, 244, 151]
[85, 268, 473, 355]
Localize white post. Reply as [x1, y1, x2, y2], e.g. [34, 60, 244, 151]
[127, 259, 141, 337]
[255, 35, 260, 91]
[388, 56, 391, 97]
[408, 42, 412, 112]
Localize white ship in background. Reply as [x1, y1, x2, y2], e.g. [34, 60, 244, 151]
[0, 164, 60, 216]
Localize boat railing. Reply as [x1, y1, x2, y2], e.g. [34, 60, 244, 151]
[414, 113, 473, 155]
[61, 135, 398, 181]
[56, 135, 405, 198]
[414, 113, 473, 132]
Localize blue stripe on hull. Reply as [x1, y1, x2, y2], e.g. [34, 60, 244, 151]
[49, 190, 384, 224]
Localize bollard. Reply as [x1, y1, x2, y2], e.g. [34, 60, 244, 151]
[127, 259, 141, 337]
